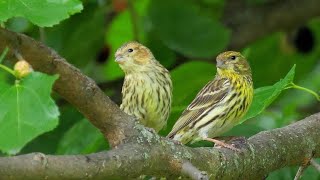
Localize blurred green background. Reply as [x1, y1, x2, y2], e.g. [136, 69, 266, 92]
[0, 0, 319, 179]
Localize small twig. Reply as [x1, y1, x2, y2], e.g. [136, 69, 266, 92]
[294, 156, 314, 180]
[294, 165, 308, 180]
[127, 0, 139, 41]
[0, 46, 9, 63]
[14, 50, 24, 61]
[310, 159, 320, 172]
[181, 161, 209, 180]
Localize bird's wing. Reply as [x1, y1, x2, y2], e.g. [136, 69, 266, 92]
[167, 77, 230, 138]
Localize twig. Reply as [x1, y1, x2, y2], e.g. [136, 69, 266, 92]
[181, 161, 209, 180]
[0, 27, 139, 147]
[310, 159, 320, 172]
[294, 156, 314, 180]
[294, 165, 308, 180]
[14, 50, 24, 61]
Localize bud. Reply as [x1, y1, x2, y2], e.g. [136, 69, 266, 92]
[14, 60, 33, 78]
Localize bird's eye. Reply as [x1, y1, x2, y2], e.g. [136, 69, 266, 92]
[128, 48, 133, 53]
[230, 56, 236, 60]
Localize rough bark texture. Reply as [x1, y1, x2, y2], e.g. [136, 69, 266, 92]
[0, 114, 319, 179]
[0, 28, 139, 147]
[0, 0, 320, 179]
[224, 0, 320, 49]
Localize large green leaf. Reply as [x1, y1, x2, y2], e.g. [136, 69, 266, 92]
[0, 0, 83, 27]
[148, 0, 230, 58]
[0, 72, 59, 154]
[46, 4, 106, 68]
[241, 65, 296, 123]
[21, 105, 84, 154]
[57, 119, 108, 155]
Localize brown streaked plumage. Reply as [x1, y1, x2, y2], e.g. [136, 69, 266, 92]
[115, 41, 172, 132]
[167, 51, 253, 149]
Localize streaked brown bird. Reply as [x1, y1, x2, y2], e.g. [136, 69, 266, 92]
[167, 51, 253, 150]
[115, 41, 172, 132]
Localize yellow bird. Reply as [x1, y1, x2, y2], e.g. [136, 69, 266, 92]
[167, 51, 253, 150]
[115, 41, 172, 132]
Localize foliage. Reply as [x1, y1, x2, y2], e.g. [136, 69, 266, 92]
[0, 71, 59, 155]
[0, 0, 83, 27]
[241, 65, 295, 122]
[0, 0, 320, 179]
[56, 119, 108, 155]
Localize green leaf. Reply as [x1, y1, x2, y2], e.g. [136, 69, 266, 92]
[21, 105, 84, 154]
[145, 35, 176, 68]
[241, 65, 296, 123]
[0, 0, 83, 27]
[57, 119, 108, 155]
[148, 0, 230, 58]
[46, 4, 106, 68]
[0, 72, 59, 154]
[245, 32, 318, 87]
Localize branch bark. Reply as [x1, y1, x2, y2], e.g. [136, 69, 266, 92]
[0, 28, 139, 147]
[311, 159, 320, 172]
[223, 0, 320, 49]
[0, 0, 320, 178]
[0, 113, 319, 179]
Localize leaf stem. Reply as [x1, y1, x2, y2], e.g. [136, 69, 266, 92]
[288, 83, 320, 101]
[0, 64, 16, 77]
[0, 47, 16, 76]
[0, 47, 9, 63]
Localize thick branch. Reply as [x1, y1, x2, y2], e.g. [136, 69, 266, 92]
[224, 0, 320, 49]
[181, 162, 209, 180]
[0, 28, 138, 147]
[0, 113, 319, 179]
[0, 0, 319, 177]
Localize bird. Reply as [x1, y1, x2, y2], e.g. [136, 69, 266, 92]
[115, 41, 172, 132]
[167, 51, 253, 150]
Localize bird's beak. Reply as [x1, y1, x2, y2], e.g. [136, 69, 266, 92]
[216, 60, 226, 69]
[115, 56, 125, 64]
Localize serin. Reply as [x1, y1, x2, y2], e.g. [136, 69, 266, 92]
[167, 51, 253, 149]
[115, 41, 172, 132]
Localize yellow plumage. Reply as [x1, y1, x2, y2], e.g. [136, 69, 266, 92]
[167, 51, 253, 145]
[115, 41, 172, 132]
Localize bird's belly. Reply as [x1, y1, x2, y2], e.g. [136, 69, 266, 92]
[124, 85, 169, 132]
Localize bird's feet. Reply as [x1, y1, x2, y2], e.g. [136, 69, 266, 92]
[203, 137, 245, 152]
[227, 136, 248, 149]
[172, 139, 183, 145]
[145, 127, 157, 134]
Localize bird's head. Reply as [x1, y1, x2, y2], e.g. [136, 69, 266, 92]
[216, 51, 251, 76]
[115, 41, 155, 73]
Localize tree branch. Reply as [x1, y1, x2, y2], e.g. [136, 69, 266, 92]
[181, 161, 209, 180]
[0, 113, 319, 179]
[0, 0, 320, 177]
[223, 0, 320, 49]
[0, 28, 139, 147]
[311, 159, 320, 172]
